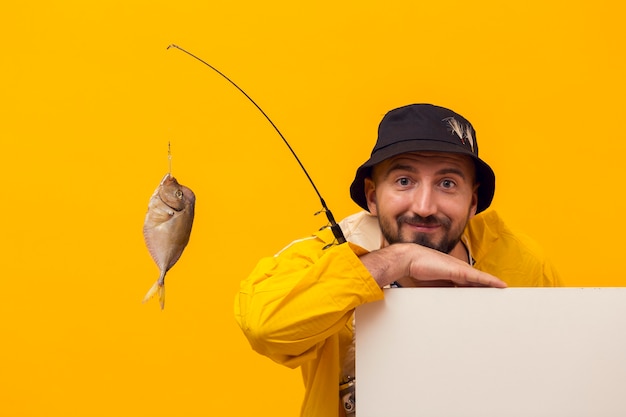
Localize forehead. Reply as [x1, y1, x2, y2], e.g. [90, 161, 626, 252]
[372, 152, 476, 178]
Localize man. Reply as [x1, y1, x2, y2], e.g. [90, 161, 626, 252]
[235, 104, 562, 417]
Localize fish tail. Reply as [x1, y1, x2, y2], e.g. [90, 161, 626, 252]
[142, 276, 166, 310]
[158, 285, 165, 310]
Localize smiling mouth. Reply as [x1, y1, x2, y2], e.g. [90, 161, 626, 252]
[403, 222, 441, 233]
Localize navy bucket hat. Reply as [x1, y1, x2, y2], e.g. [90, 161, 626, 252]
[349, 103, 496, 214]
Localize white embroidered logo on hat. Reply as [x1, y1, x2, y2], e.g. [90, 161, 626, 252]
[443, 117, 474, 152]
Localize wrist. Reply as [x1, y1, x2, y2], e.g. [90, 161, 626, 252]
[360, 244, 411, 288]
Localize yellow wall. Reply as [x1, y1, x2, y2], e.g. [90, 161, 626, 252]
[2, 1, 625, 415]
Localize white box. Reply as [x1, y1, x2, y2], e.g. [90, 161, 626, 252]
[355, 288, 626, 417]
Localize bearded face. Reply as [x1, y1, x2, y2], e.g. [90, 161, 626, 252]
[365, 152, 478, 254]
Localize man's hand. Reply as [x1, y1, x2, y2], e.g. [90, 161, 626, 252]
[360, 243, 507, 289]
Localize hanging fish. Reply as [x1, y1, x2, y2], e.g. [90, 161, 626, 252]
[142, 173, 195, 309]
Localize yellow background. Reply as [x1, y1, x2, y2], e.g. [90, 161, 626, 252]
[1, 1, 625, 416]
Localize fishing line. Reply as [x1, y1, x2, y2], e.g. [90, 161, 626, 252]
[168, 141, 172, 175]
[167, 44, 346, 247]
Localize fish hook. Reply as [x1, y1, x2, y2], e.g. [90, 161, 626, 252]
[167, 44, 346, 246]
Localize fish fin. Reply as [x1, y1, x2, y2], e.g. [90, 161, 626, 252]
[142, 280, 166, 310]
[159, 285, 165, 310]
[142, 280, 162, 303]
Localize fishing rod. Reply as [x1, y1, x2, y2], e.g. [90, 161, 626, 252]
[167, 44, 346, 247]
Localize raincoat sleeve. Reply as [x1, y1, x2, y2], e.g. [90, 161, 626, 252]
[235, 230, 384, 369]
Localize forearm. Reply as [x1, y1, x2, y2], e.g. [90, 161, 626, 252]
[235, 239, 383, 367]
[359, 244, 412, 288]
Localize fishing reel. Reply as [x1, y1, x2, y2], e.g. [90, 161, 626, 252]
[315, 204, 347, 249]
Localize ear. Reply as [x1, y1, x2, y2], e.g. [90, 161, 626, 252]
[364, 178, 378, 215]
[469, 184, 479, 219]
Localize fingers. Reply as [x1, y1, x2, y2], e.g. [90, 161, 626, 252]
[424, 268, 506, 288]
[462, 269, 507, 288]
[438, 261, 507, 288]
[412, 280, 456, 287]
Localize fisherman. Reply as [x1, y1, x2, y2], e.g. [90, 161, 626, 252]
[235, 103, 562, 417]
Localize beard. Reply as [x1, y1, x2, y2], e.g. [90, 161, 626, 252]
[379, 213, 468, 254]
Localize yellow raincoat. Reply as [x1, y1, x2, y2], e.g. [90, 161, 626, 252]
[235, 210, 562, 417]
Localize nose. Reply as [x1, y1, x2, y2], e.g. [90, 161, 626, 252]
[410, 185, 437, 217]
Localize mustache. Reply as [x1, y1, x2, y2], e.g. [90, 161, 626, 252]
[397, 214, 451, 228]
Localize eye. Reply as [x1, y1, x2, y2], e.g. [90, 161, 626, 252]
[396, 177, 412, 187]
[440, 179, 456, 189]
[175, 189, 183, 199]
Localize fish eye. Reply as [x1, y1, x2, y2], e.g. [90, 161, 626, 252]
[175, 190, 183, 199]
